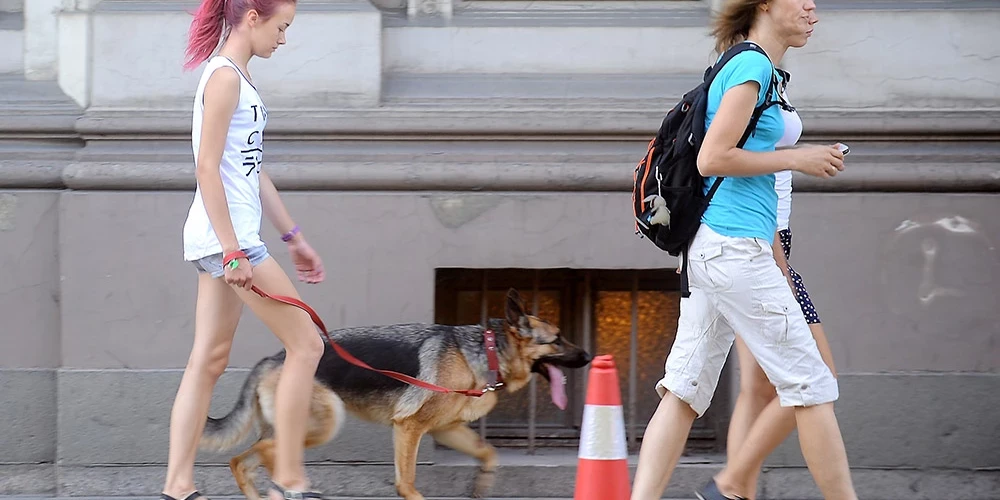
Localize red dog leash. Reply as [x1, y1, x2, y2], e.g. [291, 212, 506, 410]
[249, 285, 502, 397]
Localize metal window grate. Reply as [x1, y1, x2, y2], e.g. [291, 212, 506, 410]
[433, 268, 730, 454]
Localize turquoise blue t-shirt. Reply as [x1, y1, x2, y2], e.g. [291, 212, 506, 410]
[701, 48, 785, 244]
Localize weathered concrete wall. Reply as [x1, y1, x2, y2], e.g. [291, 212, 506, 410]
[51, 190, 1000, 376]
[0, 191, 59, 467]
[0, 191, 60, 369]
[2, 188, 997, 478]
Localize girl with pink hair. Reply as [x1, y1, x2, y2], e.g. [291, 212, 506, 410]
[161, 1, 327, 499]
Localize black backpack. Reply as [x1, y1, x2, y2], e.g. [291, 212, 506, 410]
[631, 41, 778, 296]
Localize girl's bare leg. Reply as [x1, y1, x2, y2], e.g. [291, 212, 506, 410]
[162, 273, 244, 499]
[230, 258, 325, 499]
[719, 337, 777, 498]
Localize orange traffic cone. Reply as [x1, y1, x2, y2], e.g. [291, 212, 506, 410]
[574, 354, 631, 500]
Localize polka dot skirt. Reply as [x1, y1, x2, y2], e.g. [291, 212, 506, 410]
[779, 229, 821, 325]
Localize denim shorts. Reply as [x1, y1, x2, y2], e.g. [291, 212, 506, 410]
[191, 245, 271, 278]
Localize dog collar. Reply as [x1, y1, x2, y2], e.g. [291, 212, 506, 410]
[483, 329, 503, 391]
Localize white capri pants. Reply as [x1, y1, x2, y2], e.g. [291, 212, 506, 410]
[655, 225, 839, 417]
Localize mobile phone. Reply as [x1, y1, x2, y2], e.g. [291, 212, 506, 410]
[837, 143, 850, 156]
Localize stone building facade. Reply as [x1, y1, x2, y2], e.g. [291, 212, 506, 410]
[0, 0, 997, 497]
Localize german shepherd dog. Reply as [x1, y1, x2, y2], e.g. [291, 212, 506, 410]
[199, 289, 593, 500]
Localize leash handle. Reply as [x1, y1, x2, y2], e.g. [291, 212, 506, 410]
[249, 285, 487, 398]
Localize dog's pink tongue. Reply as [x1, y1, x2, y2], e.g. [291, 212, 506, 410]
[546, 364, 567, 410]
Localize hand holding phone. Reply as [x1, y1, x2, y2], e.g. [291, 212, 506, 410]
[792, 144, 846, 178]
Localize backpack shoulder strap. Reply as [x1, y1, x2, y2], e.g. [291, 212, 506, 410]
[702, 41, 775, 148]
[703, 41, 768, 86]
[703, 44, 776, 202]
[737, 70, 779, 148]
[684, 43, 776, 298]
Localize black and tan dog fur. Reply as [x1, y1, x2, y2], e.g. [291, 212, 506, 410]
[199, 288, 593, 500]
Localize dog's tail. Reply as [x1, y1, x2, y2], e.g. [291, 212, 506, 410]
[200, 355, 280, 452]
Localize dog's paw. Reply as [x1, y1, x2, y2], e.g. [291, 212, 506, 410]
[395, 483, 426, 500]
[471, 468, 496, 498]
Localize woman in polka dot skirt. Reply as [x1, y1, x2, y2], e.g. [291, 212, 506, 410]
[709, 74, 841, 499]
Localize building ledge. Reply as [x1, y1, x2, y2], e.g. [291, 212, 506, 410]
[383, 0, 1000, 28]
[0, 10, 22, 30]
[0, 75, 83, 138]
[66, 105, 1000, 139]
[384, 3, 710, 28]
[2, 137, 997, 193]
[12, 70, 987, 139]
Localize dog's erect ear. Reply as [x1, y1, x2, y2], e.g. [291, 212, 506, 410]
[505, 288, 528, 329]
[506, 288, 524, 307]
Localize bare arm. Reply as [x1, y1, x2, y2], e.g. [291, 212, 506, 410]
[771, 230, 793, 287]
[772, 232, 788, 272]
[697, 82, 845, 179]
[196, 68, 243, 255]
[259, 171, 301, 243]
[260, 171, 326, 284]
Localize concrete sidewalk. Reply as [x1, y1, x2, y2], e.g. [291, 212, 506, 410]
[5, 449, 996, 500]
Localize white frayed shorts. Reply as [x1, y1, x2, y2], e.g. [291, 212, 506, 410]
[655, 225, 839, 418]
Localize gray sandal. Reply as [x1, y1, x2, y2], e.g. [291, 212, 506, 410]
[269, 480, 324, 499]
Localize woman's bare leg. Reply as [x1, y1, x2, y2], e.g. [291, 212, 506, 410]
[162, 273, 244, 499]
[716, 396, 795, 499]
[727, 337, 776, 459]
[630, 392, 698, 500]
[230, 257, 325, 499]
[716, 323, 840, 499]
[719, 337, 777, 499]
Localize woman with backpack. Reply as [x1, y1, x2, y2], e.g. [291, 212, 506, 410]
[629, 1, 858, 499]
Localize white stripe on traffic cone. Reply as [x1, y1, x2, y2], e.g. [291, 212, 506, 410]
[578, 404, 628, 460]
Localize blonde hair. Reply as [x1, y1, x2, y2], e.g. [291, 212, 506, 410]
[711, 0, 766, 54]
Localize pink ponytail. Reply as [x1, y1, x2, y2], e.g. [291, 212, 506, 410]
[184, 0, 226, 71]
[183, 0, 297, 71]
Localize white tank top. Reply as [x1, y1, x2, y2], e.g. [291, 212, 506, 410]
[774, 85, 801, 231]
[183, 56, 268, 261]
